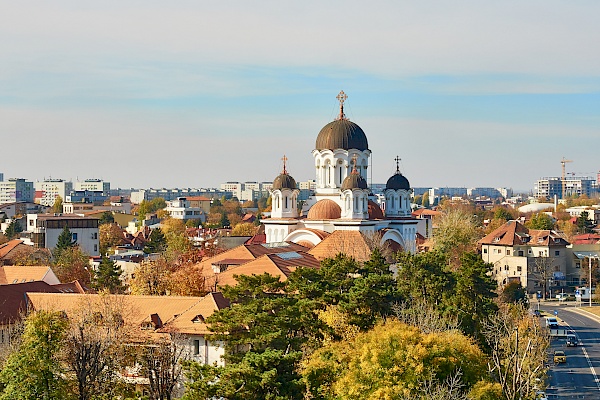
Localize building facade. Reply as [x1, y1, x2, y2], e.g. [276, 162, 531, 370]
[0, 178, 34, 205]
[26, 214, 100, 256]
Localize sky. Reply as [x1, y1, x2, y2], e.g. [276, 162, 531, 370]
[1, 1, 599, 192]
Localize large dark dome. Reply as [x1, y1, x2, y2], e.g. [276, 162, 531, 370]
[315, 119, 369, 151]
[341, 172, 368, 190]
[386, 172, 410, 191]
[272, 173, 297, 190]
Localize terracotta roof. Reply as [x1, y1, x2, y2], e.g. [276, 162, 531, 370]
[213, 251, 320, 288]
[412, 209, 441, 217]
[25, 292, 227, 340]
[0, 266, 57, 285]
[0, 281, 61, 325]
[478, 220, 570, 247]
[160, 292, 229, 335]
[572, 233, 600, 245]
[367, 200, 384, 220]
[307, 199, 341, 220]
[308, 230, 372, 262]
[52, 280, 91, 294]
[0, 239, 24, 259]
[184, 196, 212, 201]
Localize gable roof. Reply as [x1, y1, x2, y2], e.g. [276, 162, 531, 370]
[0, 266, 59, 285]
[211, 251, 321, 288]
[478, 220, 570, 247]
[0, 281, 61, 325]
[160, 292, 229, 335]
[308, 230, 372, 262]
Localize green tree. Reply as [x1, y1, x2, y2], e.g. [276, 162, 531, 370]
[500, 281, 528, 305]
[93, 256, 124, 293]
[0, 310, 68, 400]
[493, 207, 513, 221]
[55, 224, 76, 254]
[144, 228, 167, 254]
[526, 212, 554, 230]
[433, 208, 482, 265]
[3, 220, 22, 240]
[98, 211, 114, 225]
[231, 222, 258, 236]
[137, 197, 166, 221]
[576, 210, 594, 234]
[51, 195, 63, 214]
[395, 250, 452, 305]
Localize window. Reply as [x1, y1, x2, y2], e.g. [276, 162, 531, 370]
[504, 265, 509, 271]
[576, 263, 581, 269]
[518, 250, 524, 257]
[193, 339, 200, 355]
[92, 232, 98, 239]
[72, 233, 78, 242]
[94, 244, 98, 252]
[517, 266, 522, 272]
[483, 248, 487, 254]
[506, 250, 511, 255]
[555, 250, 560, 256]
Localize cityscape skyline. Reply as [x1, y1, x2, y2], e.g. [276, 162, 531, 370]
[2, 2, 599, 191]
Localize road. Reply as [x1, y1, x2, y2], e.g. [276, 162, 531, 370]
[539, 303, 600, 398]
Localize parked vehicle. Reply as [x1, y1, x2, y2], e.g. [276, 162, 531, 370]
[554, 350, 566, 364]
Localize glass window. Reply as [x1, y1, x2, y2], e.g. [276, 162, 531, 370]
[193, 339, 200, 355]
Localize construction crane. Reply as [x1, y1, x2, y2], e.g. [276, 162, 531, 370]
[561, 157, 573, 199]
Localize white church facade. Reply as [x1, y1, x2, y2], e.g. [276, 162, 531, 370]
[261, 91, 418, 253]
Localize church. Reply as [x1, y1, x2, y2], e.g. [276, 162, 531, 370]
[261, 91, 418, 253]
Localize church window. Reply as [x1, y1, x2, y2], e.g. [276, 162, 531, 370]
[285, 196, 288, 209]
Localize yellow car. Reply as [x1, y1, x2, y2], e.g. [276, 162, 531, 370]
[554, 350, 566, 364]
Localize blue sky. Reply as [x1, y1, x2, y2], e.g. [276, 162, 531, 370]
[1, 1, 599, 192]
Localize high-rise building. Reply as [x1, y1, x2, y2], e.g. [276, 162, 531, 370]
[34, 179, 73, 206]
[0, 178, 34, 204]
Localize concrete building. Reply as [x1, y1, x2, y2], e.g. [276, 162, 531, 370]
[535, 176, 596, 199]
[25, 214, 100, 256]
[130, 188, 229, 204]
[0, 178, 34, 205]
[165, 197, 207, 222]
[34, 179, 73, 206]
[74, 179, 110, 196]
[65, 190, 108, 205]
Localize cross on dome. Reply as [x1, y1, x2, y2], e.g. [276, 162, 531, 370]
[336, 90, 348, 120]
[351, 154, 359, 174]
[394, 156, 401, 173]
[281, 154, 288, 174]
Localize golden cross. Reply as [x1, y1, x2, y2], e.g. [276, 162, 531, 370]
[351, 154, 359, 173]
[336, 90, 348, 120]
[281, 154, 288, 174]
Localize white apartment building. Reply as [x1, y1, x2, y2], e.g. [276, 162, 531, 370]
[535, 176, 596, 199]
[165, 197, 206, 222]
[34, 179, 73, 206]
[74, 179, 110, 195]
[0, 178, 34, 205]
[26, 214, 100, 256]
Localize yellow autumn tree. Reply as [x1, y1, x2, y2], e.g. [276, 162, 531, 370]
[302, 319, 494, 400]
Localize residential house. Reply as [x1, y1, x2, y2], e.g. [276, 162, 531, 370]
[25, 214, 100, 256]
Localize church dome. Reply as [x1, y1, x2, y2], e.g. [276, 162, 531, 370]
[272, 173, 296, 190]
[315, 119, 369, 151]
[368, 200, 384, 220]
[307, 199, 341, 220]
[386, 172, 410, 191]
[341, 171, 368, 190]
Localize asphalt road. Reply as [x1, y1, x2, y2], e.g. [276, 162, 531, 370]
[539, 303, 600, 399]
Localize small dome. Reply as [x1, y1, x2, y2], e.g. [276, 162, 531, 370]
[341, 172, 368, 190]
[315, 119, 369, 151]
[307, 199, 341, 220]
[273, 173, 296, 190]
[386, 172, 410, 191]
[367, 200, 384, 220]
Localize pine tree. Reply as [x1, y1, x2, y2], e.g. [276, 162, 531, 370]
[93, 256, 124, 293]
[56, 224, 75, 251]
[144, 228, 167, 254]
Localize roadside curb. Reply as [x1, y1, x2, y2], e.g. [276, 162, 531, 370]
[566, 307, 600, 324]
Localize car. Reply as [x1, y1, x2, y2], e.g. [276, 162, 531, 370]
[566, 334, 578, 347]
[554, 350, 566, 364]
[545, 317, 559, 328]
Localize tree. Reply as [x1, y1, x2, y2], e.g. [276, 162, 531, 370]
[395, 250, 452, 306]
[482, 304, 549, 400]
[130, 258, 175, 295]
[64, 295, 129, 400]
[433, 208, 482, 266]
[493, 207, 514, 222]
[93, 256, 124, 293]
[500, 281, 528, 305]
[3, 220, 22, 240]
[422, 191, 430, 208]
[51, 195, 63, 214]
[99, 223, 123, 255]
[227, 213, 242, 228]
[53, 246, 92, 284]
[144, 228, 167, 254]
[142, 334, 189, 400]
[0, 310, 68, 400]
[301, 320, 491, 400]
[138, 198, 167, 221]
[526, 213, 554, 230]
[231, 222, 257, 236]
[168, 264, 208, 297]
[55, 224, 76, 255]
[576, 210, 594, 234]
[531, 256, 553, 301]
[98, 211, 114, 225]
